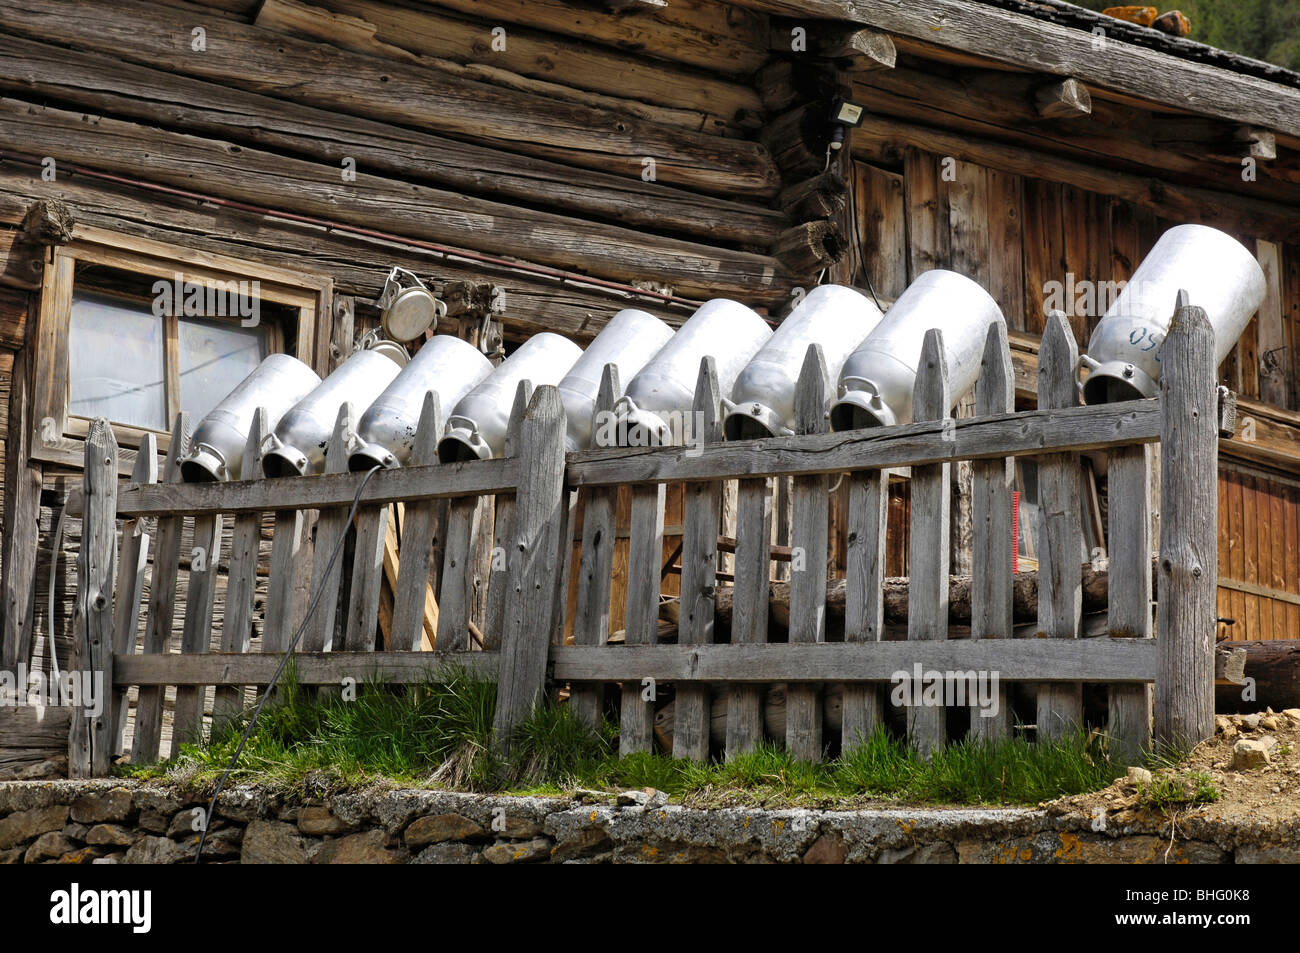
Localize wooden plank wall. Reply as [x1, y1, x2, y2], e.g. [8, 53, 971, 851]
[1217, 467, 1300, 642]
[855, 149, 1300, 642]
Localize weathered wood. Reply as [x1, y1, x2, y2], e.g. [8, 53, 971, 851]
[0, 166, 698, 348]
[906, 330, 950, 758]
[493, 387, 567, 745]
[0, 0, 781, 199]
[436, 497, 480, 654]
[81, 456, 521, 517]
[69, 419, 117, 778]
[344, 502, 389, 653]
[110, 432, 156, 752]
[172, 511, 224, 747]
[620, 479, 665, 755]
[815, 26, 897, 71]
[130, 413, 188, 764]
[1036, 312, 1084, 740]
[786, 347, 829, 761]
[1156, 297, 1218, 747]
[570, 366, 619, 728]
[566, 400, 1162, 488]
[673, 358, 722, 760]
[483, 381, 531, 648]
[1034, 78, 1091, 118]
[736, 0, 1300, 139]
[0, 34, 784, 248]
[303, 405, 355, 653]
[1214, 640, 1300, 712]
[0, 98, 787, 302]
[779, 169, 848, 222]
[554, 639, 1158, 683]
[391, 393, 442, 652]
[117, 651, 498, 686]
[969, 323, 1014, 741]
[676, 557, 1145, 633]
[214, 412, 266, 725]
[2, 344, 42, 671]
[263, 508, 303, 654]
[1107, 444, 1153, 763]
[260, 0, 761, 132]
[842, 465, 888, 750]
[726, 477, 772, 759]
[850, 113, 1300, 245]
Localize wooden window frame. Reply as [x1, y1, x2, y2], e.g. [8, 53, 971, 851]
[30, 227, 332, 471]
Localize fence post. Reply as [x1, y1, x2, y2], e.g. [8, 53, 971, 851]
[1155, 293, 1217, 748]
[69, 418, 118, 778]
[493, 385, 567, 747]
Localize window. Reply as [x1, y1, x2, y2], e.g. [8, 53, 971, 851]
[31, 227, 332, 469]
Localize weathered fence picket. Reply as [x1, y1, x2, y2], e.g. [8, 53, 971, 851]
[390, 392, 442, 652]
[1036, 312, 1084, 739]
[69, 419, 117, 778]
[970, 323, 1014, 741]
[110, 431, 156, 753]
[570, 366, 620, 729]
[907, 330, 951, 758]
[130, 413, 188, 763]
[213, 411, 266, 726]
[787, 345, 829, 761]
[304, 404, 355, 654]
[485, 381, 531, 650]
[673, 358, 721, 760]
[620, 478, 665, 755]
[492, 386, 567, 744]
[726, 474, 771, 759]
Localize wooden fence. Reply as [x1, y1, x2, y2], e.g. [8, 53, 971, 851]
[63, 301, 1220, 777]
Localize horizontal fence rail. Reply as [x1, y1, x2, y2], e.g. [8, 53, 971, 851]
[564, 400, 1162, 487]
[62, 301, 1220, 776]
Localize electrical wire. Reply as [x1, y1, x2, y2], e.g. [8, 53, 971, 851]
[194, 463, 383, 863]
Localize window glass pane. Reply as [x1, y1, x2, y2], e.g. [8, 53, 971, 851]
[178, 316, 268, 423]
[68, 291, 167, 430]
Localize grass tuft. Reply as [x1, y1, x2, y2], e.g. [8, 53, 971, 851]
[126, 676, 1142, 807]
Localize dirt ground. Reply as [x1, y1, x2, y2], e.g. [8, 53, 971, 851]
[1055, 709, 1300, 824]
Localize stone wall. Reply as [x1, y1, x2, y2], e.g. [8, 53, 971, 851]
[0, 779, 1296, 864]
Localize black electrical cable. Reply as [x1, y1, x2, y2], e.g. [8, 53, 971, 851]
[194, 463, 383, 863]
[848, 167, 885, 314]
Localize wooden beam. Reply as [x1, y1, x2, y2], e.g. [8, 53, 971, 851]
[68, 458, 521, 518]
[730, 0, 1300, 138]
[1034, 77, 1091, 118]
[552, 640, 1158, 683]
[0, 0, 779, 198]
[0, 170, 700, 342]
[0, 33, 785, 247]
[259, 0, 762, 131]
[115, 651, 498, 686]
[0, 98, 787, 302]
[412, 0, 769, 77]
[566, 400, 1162, 487]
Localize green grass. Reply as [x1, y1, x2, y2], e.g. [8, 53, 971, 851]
[1136, 771, 1221, 811]
[124, 670, 1135, 807]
